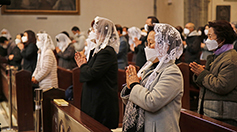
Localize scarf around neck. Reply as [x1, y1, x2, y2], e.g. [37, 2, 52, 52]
[214, 44, 233, 55]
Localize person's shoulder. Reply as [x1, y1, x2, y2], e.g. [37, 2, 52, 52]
[163, 63, 182, 75]
[99, 46, 116, 54]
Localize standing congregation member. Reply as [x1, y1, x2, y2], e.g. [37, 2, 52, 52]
[184, 22, 201, 63]
[121, 23, 183, 132]
[74, 17, 119, 129]
[190, 20, 237, 127]
[32, 32, 58, 91]
[0, 36, 22, 70]
[71, 26, 86, 52]
[0, 28, 12, 40]
[116, 24, 128, 70]
[18, 30, 38, 73]
[55, 33, 76, 70]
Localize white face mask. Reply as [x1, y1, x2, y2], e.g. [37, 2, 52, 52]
[141, 31, 147, 36]
[144, 24, 149, 32]
[21, 36, 28, 43]
[205, 38, 219, 51]
[89, 31, 97, 40]
[75, 33, 79, 36]
[204, 29, 209, 36]
[183, 28, 190, 35]
[15, 39, 21, 44]
[122, 31, 127, 35]
[36, 40, 44, 49]
[144, 47, 157, 62]
[197, 30, 202, 36]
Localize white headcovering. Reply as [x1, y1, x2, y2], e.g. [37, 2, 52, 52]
[36, 32, 55, 68]
[127, 27, 141, 47]
[138, 23, 183, 88]
[92, 17, 120, 55]
[0, 29, 12, 40]
[55, 33, 72, 53]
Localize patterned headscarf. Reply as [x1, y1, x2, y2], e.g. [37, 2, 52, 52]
[144, 23, 183, 88]
[93, 17, 120, 55]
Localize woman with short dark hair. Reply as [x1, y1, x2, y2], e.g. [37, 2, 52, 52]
[18, 30, 38, 73]
[190, 20, 237, 127]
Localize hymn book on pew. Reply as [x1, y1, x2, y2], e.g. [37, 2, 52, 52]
[53, 99, 69, 106]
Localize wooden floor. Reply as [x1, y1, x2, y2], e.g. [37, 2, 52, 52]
[0, 101, 18, 132]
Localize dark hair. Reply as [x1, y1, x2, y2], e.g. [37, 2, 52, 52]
[123, 26, 128, 31]
[91, 20, 95, 27]
[175, 26, 183, 34]
[147, 16, 159, 24]
[61, 31, 70, 38]
[197, 26, 205, 39]
[209, 20, 237, 44]
[71, 26, 80, 32]
[0, 36, 8, 43]
[19, 33, 24, 37]
[115, 24, 122, 34]
[24, 30, 36, 46]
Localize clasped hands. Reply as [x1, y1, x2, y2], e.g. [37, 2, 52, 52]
[189, 62, 205, 76]
[126, 65, 140, 89]
[74, 50, 87, 68]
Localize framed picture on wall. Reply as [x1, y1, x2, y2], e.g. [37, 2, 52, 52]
[1, 0, 80, 15]
[216, 5, 230, 22]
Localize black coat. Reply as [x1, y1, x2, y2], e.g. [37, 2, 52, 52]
[185, 36, 201, 63]
[57, 43, 76, 70]
[135, 35, 147, 68]
[80, 46, 119, 129]
[8, 46, 22, 70]
[21, 43, 38, 73]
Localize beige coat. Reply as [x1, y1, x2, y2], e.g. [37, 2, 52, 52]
[121, 61, 183, 132]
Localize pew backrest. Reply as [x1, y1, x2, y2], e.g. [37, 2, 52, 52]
[180, 109, 237, 132]
[57, 66, 72, 90]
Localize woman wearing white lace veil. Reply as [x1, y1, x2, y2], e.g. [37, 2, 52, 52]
[32, 32, 58, 91]
[127, 27, 141, 51]
[121, 23, 184, 132]
[55, 33, 76, 70]
[74, 17, 120, 129]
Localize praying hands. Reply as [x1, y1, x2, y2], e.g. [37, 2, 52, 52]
[74, 51, 87, 68]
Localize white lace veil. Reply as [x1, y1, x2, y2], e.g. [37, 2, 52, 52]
[36, 32, 55, 68]
[138, 23, 183, 88]
[55, 33, 72, 53]
[127, 27, 141, 47]
[92, 17, 120, 55]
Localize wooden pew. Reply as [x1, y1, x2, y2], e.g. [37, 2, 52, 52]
[72, 67, 83, 109]
[177, 62, 199, 110]
[117, 69, 126, 127]
[57, 66, 72, 90]
[180, 109, 237, 132]
[0, 64, 34, 131]
[0, 63, 8, 100]
[51, 101, 111, 132]
[42, 87, 65, 132]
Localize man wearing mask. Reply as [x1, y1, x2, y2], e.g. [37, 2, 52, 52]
[134, 16, 159, 68]
[183, 22, 201, 63]
[116, 24, 128, 70]
[71, 26, 86, 52]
